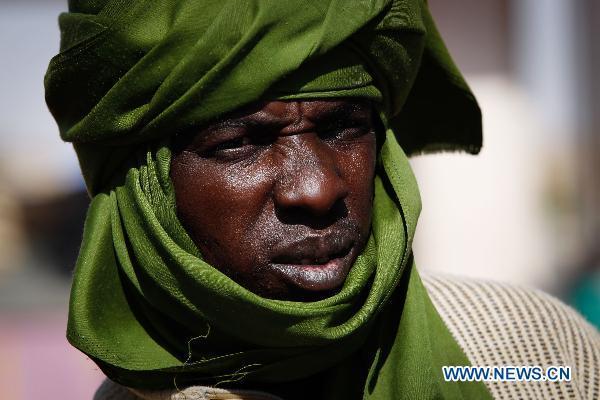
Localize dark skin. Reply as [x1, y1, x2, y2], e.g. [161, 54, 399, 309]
[170, 99, 377, 301]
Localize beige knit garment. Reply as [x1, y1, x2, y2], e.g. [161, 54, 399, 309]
[422, 273, 600, 400]
[94, 274, 600, 400]
[93, 381, 284, 400]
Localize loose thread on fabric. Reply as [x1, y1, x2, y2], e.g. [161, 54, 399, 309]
[213, 363, 263, 388]
[173, 322, 211, 395]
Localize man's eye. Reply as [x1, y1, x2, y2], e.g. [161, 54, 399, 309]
[213, 137, 250, 152]
[206, 136, 260, 160]
[319, 125, 370, 141]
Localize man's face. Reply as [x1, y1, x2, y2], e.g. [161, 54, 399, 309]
[170, 100, 377, 301]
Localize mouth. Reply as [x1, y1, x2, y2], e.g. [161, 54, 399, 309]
[268, 233, 355, 293]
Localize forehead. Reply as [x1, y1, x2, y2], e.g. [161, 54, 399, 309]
[172, 99, 376, 150]
[216, 99, 372, 125]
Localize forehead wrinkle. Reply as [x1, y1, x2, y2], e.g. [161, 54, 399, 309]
[304, 99, 369, 115]
[250, 108, 296, 129]
[195, 100, 374, 146]
[224, 99, 370, 126]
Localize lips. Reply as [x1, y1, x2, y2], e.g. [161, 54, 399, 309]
[268, 231, 355, 293]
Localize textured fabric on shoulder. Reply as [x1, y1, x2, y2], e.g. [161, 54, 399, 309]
[95, 274, 600, 400]
[95, 377, 285, 399]
[422, 273, 600, 400]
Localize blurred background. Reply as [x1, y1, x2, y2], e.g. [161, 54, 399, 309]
[0, 0, 598, 398]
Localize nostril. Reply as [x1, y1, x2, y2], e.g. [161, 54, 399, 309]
[275, 198, 349, 229]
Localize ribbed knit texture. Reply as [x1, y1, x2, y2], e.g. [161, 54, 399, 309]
[422, 274, 600, 400]
[96, 274, 600, 399]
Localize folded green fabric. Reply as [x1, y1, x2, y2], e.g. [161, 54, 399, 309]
[45, 0, 489, 398]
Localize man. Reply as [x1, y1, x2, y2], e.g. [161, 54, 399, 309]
[45, 0, 599, 399]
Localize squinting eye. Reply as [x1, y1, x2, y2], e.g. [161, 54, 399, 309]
[205, 135, 262, 161]
[212, 136, 251, 152]
[320, 126, 370, 141]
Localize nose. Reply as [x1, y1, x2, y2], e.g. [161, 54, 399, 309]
[274, 137, 349, 220]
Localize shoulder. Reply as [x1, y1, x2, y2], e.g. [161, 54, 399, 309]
[94, 378, 284, 400]
[422, 272, 600, 400]
[93, 379, 139, 400]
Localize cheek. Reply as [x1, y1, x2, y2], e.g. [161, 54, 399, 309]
[338, 140, 376, 227]
[170, 153, 273, 267]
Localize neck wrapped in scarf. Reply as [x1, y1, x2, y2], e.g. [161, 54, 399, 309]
[45, 0, 488, 398]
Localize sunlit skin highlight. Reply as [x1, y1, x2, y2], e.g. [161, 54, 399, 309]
[170, 99, 377, 301]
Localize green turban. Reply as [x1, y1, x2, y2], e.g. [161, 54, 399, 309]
[45, 0, 489, 398]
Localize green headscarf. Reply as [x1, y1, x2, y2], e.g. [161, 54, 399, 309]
[45, 0, 490, 398]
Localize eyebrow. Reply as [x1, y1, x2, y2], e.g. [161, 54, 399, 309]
[310, 102, 371, 126]
[199, 101, 373, 140]
[176, 101, 374, 151]
[228, 101, 371, 127]
[205, 118, 262, 132]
